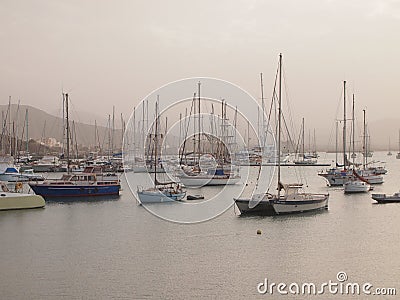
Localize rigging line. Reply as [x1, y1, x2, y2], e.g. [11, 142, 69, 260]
[180, 94, 195, 165]
[281, 63, 297, 147]
[325, 84, 345, 153]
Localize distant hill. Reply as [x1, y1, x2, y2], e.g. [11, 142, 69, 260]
[0, 104, 123, 150]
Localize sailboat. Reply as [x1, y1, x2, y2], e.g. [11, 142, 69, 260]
[29, 93, 121, 198]
[318, 83, 383, 186]
[177, 83, 240, 187]
[387, 137, 393, 156]
[343, 96, 371, 194]
[293, 118, 317, 165]
[137, 100, 186, 203]
[234, 54, 329, 215]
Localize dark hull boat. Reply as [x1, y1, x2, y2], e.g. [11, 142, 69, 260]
[372, 192, 400, 204]
[29, 173, 120, 198]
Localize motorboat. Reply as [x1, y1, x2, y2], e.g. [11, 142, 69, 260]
[0, 182, 45, 210]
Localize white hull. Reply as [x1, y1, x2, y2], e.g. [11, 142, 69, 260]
[0, 174, 28, 182]
[318, 173, 352, 186]
[271, 196, 328, 214]
[344, 181, 370, 193]
[319, 171, 383, 186]
[0, 193, 45, 210]
[361, 174, 383, 184]
[178, 175, 240, 187]
[137, 189, 186, 203]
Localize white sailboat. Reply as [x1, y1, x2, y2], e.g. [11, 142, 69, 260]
[318, 83, 383, 186]
[343, 95, 371, 193]
[137, 100, 186, 203]
[387, 137, 392, 156]
[293, 118, 317, 165]
[234, 54, 329, 215]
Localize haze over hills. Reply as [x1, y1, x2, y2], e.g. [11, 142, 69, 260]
[0, 104, 123, 150]
[0, 103, 398, 153]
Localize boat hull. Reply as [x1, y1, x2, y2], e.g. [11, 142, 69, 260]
[137, 190, 186, 203]
[234, 198, 276, 216]
[28, 183, 120, 198]
[344, 181, 370, 193]
[270, 196, 329, 214]
[319, 172, 383, 186]
[372, 194, 400, 203]
[0, 193, 45, 210]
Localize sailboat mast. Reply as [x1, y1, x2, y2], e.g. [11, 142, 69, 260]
[25, 109, 29, 154]
[343, 81, 347, 169]
[335, 120, 338, 165]
[363, 109, 366, 169]
[197, 82, 201, 164]
[277, 53, 282, 197]
[352, 94, 355, 166]
[260, 73, 265, 148]
[154, 97, 159, 187]
[62, 94, 65, 155]
[302, 117, 305, 159]
[65, 93, 70, 173]
[111, 106, 115, 157]
[14, 100, 20, 160]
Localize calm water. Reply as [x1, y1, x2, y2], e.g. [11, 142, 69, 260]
[1, 152, 400, 299]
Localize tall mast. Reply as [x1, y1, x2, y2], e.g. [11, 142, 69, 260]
[277, 53, 282, 196]
[121, 113, 124, 151]
[260, 72, 265, 148]
[62, 94, 65, 155]
[363, 109, 366, 169]
[111, 106, 115, 156]
[65, 93, 70, 173]
[352, 94, 355, 166]
[302, 117, 305, 159]
[94, 120, 97, 152]
[108, 115, 111, 160]
[8, 97, 11, 155]
[154, 96, 159, 187]
[313, 128, 316, 154]
[25, 109, 29, 154]
[197, 81, 201, 164]
[335, 120, 338, 165]
[14, 100, 20, 159]
[343, 81, 347, 169]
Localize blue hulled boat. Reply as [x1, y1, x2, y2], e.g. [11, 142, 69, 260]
[28, 172, 120, 198]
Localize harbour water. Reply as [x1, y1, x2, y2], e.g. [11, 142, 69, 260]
[1, 152, 400, 299]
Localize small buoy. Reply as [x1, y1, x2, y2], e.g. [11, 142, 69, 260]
[257, 229, 262, 235]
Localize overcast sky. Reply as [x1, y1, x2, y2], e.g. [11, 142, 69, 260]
[1, 0, 400, 140]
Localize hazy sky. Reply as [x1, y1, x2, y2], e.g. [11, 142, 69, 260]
[1, 0, 400, 140]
